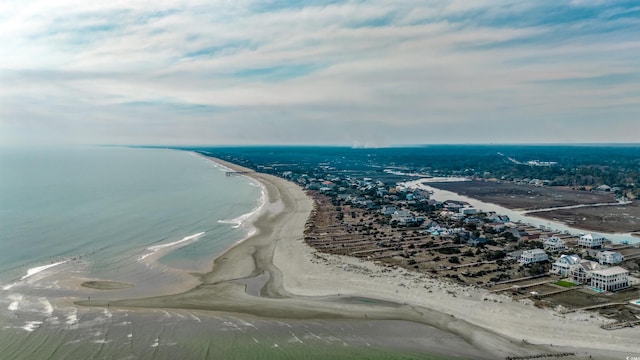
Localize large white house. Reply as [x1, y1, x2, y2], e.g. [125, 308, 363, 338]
[578, 233, 604, 248]
[543, 236, 567, 252]
[598, 251, 624, 265]
[590, 267, 630, 292]
[520, 249, 548, 265]
[552, 254, 581, 277]
[392, 210, 425, 226]
[569, 260, 601, 284]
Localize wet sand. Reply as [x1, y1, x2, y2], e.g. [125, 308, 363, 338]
[77, 157, 639, 359]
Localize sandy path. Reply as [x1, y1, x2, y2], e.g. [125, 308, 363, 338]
[78, 156, 639, 359]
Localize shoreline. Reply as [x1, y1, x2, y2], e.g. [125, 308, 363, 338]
[78, 156, 639, 359]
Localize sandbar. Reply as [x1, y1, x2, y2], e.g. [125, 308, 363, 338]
[81, 280, 134, 290]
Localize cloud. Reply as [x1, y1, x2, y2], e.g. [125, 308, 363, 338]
[1, 0, 639, 145]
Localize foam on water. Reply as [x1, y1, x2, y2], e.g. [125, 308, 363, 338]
[7, 294, 23, 311]
[21, 321, 43, 332]
[137, 232, 205, 262]
[218, 180, 266, 235]
[65, 308, 78, 326]
[2, 260, 69, 291]
[40, 298, 54, 316]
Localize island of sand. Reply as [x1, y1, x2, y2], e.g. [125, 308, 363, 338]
[77, 157, 640, 359]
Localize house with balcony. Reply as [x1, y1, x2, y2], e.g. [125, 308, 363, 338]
[590, 267, 630, 292]
[519, 249, 548, 265]
[552, 254, 581, 277]
[578, 233, 604, 248]
[569, 260, 601, 284]
[598, 251, 624, 265]
[543, 236, 567, 252]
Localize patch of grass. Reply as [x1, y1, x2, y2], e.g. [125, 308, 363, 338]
[555, 280, 576, 288]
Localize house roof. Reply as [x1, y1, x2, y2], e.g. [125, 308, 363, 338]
[522, 249, 546, 256]
[576, 260, 600, 271]
[580, 233, 604, 240]
[599, 250, 620, 256]
[556, 254, 581, 265]
[591, 266, 628, 276]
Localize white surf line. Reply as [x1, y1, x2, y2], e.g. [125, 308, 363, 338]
[218, 182, 267, 233]
[7, 294, 23, 311]
[2, 260, 69, 291]
[137, 232, 205, 262]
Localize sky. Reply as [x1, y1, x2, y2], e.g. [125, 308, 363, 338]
[0, 0, 639, 146]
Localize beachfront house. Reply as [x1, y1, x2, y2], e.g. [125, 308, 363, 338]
[381, 206, 398, 216]
[598, 251, 624, 265]
[490, 214, 511, 223]
[578, 233, 604, 248]
[552, 254, 581, 277]
[569, 260, 601, 284]
[392, 210, 425, 226]
[543, 237, 567, 252]
[460, 207, 478, 215]
[590, 267, 630, 292]
[484, 222, 506, 233]
[519, 249, 548, 265]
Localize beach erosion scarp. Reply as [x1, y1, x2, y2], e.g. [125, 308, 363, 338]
[86, 156, 640, 359]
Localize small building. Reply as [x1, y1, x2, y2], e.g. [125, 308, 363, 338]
[594, 184, 611, 192]
[590, 267, 630, 292]
[543, 236, 567, 252]
[598, 251, 624, 265]
[552, 254, 581, 277]
[578, 233, 604, 248]
[520, 249, 548, 265]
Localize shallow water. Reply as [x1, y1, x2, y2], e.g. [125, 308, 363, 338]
[0, 146, 261, 283]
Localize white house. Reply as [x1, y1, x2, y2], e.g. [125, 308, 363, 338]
[520, 249, 549, 265]
[590, 267, 630, 291]
[552, 254, 581, 277]
[543, 237, 567, 252]
[460, 207, 478, 215]
[392, 210, 412, 224]
[578, 233, 604, 248]
[392, 210, 425, 226]
[569, 260, 601, 284]
[598, 251, 624, 265]
[381, 206, 397, 216]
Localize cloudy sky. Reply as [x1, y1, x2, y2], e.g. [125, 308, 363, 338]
[1, 0, 639, 146]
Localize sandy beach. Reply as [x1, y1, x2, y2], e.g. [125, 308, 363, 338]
[79, 157, 640, 359]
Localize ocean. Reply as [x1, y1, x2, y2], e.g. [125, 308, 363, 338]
[0, 146, 455, 359]
[0, 146, 262, 283]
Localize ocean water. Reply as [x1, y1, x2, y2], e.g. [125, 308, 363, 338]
[0, 146, 262, 285]
[0, 146, 464, 359]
